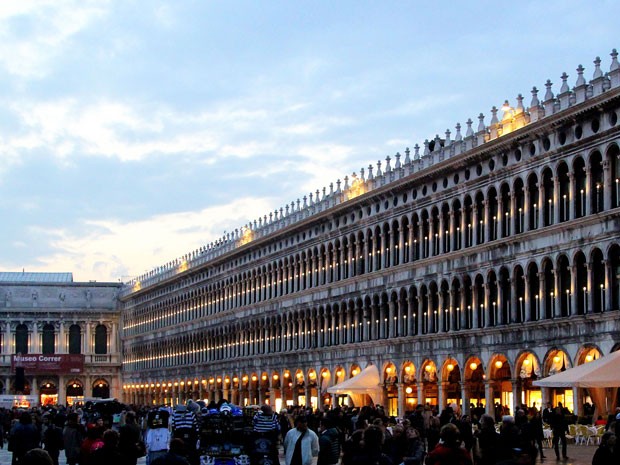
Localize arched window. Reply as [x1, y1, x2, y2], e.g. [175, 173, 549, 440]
[69, 325, 81, 354]
[15, 324, 28, 354]
[42, 324, 55, 354]
[94, 325, 107, 354]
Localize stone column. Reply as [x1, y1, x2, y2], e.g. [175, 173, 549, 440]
[85, 323, 91, 354]
[603, 159, 612, 211]
[484, 381, 492, 414]
[472, 205, 480, 245]
[31, 323, 39, 354]
[397, 383, 405, 419]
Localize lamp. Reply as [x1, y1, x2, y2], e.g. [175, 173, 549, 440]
[494, 360, 503, 369]
[469, 362, 478, 371]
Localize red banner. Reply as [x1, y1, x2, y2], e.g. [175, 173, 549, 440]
[11, 354, 85, 374]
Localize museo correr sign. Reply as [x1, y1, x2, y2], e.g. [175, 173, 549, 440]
[11, 354, 85, 374]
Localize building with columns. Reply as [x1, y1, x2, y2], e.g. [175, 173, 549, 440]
[119, 51, 620, 418]
[0, 272, 122, 406]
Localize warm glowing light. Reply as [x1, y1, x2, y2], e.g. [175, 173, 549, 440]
[261, 375, 267, 381]
[386, 367, 393, 374]
[251, 375, 258, 382]
[585, 354, 593, 362]
[352, 368, 360, 375]
[216, 378, 222, 383]
[553, 355, 561, 364]
[494, 360, 503, 369]
[469, 362, 478, 371]
[447, 363, 454, 372]
[233, 377, 239, 383]
[321, 372, 328, 378]
[405, 387, 413, 394]
[336, 370, 343, 377]
[284, 373, 290, 378]
[405, 366, 411, 373]
[309, 372, 316, 379]
[273, 374, 279, 380]
[523, 359, 530, 366]
[425, 365, 432, 373]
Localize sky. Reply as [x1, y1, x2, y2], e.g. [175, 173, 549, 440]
[1, 0, 620, 283]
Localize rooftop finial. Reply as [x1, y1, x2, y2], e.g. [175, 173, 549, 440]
[611, 49, 619, 71]
[559, 72, 569, 93]
[465, 118, 473, 137]
[593, 56, 603, 78]
[544, 80, 554, 102]
[576, 65, 586, 86]
[530, 86, 540, 107]
[454, 123, 462, 141]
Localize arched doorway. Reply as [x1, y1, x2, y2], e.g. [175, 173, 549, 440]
[40, 380, 58, 406]
[92, 379, 110, 399]
[66, 379, 84, 406]
[383, 363, 398, 416]
[516, 352, 541, 410]
[465, 358, 485, 416]
[442, 357, 462, 411]
[421, 360, 438, 407]
[544, 349, 574, 413]
[489, 355, 512, 419]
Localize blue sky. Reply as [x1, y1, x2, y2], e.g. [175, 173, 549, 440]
[2, 0, 619, 282]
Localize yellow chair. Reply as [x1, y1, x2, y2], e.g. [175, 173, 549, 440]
[575, 424, 590, 445]
[567, 424, 578, 444]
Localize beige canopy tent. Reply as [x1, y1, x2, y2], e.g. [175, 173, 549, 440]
[533, 350, 620, 414]
[327, 365, 381, 406]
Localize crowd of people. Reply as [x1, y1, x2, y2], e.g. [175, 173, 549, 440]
[0, 400, 618, 465]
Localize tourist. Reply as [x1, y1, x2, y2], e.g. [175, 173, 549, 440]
[22, 448, 54, 465]
[425, 423, 472, 465]
[348, 424, 392, 465]
[91, 429, 124, 465]
[151, 438, 190, 465]
[592, 431, 616, 465]
[41, 414, 64, 465]
[401, 426, 425, 465]
[283, 416, 319, 465]
[9, 411, 41, 465]
[550, 404, 569, 460]
[317, 417, 341, 465]
[62, 412, 84, 465]
[118, 411, 144, 465]
[475, 414, 499, 465]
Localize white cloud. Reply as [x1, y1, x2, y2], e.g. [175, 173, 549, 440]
[0, 0, 109, 79]
[30, 196, 276, 282]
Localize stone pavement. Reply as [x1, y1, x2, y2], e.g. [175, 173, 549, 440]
[0, 443, 598, 465]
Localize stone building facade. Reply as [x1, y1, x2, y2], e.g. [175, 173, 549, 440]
[0, 272, 122, 406]
[119, 51, 620, 418]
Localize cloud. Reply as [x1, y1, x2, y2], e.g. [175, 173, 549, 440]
[30, 196, 276, 282]
[0, 0, 109, 79]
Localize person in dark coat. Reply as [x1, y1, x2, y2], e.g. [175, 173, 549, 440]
[42, 416, 64, 465]
[91, 429, 124, 465]
[62, 412, 83, 465]
[425, 423, 472, 465]
[550, 405, 569, 460]
[475, 414, 499, 465]
[317, 417, 341, 465]
[151, 438, 191, 465]
[592, 431, 617, 465]
[349, 425, 392, 465]
[118, 411, 143, 465]
[9, 411, 41, 465]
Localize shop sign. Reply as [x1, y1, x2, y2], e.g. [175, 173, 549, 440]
[11, 354, 85, 374]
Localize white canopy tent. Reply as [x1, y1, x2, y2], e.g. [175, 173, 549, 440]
[533, 350, 620, 415]
[327, 365, 381, 406]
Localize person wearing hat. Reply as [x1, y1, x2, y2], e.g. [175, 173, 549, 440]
[283, 416, 319, 465]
